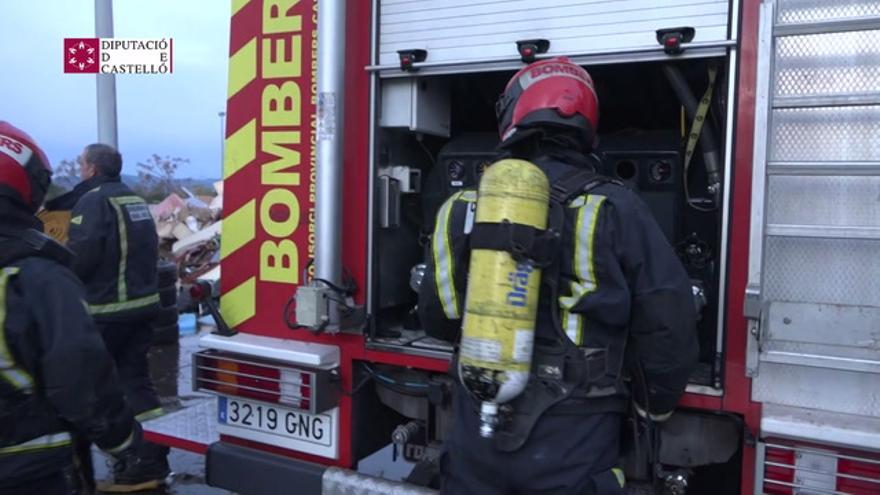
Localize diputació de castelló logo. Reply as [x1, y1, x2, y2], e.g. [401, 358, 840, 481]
[64, 38, 173, 74]
[64, 38, 100, 73]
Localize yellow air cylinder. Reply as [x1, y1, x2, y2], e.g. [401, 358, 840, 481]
[458, 159, 549, 436]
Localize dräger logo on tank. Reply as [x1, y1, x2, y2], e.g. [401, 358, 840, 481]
[64, 38, 173, 74]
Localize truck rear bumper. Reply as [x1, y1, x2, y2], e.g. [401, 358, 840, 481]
[205, 442, 438, 495]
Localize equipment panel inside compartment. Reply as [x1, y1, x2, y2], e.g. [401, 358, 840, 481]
[368, 58, 730, 390]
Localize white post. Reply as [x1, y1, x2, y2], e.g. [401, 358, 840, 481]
[314, 0, 347, 328]
[95, 0, 118, 148]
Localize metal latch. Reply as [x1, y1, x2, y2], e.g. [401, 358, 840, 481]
[744, 287, 763, 377]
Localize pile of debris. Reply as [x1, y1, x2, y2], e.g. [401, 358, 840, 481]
[152, 182, 222, 285]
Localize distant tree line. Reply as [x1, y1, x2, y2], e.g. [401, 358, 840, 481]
[46, 154, 214, 204]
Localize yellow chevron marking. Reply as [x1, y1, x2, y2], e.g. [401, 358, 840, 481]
[228, 38, 257, 99]
[221, 277, 256, 328]
[223, 118, 257, 179]
[220, 200, 256, 259]
[231, 0, 251, 16]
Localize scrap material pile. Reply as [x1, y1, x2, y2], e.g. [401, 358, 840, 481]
[151, 181, 223, 284]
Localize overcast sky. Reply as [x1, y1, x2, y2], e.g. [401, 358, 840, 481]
[0, 0, 230, 179]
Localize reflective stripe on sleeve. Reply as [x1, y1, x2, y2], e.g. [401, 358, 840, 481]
[0, 432, 71, 455]
[0, 267, 33, 392]
[88, 293, 160, 315]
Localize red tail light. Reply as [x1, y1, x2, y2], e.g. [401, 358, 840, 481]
[762, 442, 880, 495]
[193, 350, 337, 414]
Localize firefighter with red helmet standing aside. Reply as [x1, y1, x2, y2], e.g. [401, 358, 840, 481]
[418, 58, 699, 494]
[0, 121, 143, 495]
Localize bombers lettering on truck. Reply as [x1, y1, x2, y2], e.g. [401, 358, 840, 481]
[259, 0, 307, 286]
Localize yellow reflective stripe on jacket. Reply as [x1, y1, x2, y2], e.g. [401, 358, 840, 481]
[108, 199, 130, 302]
[105, 430, 135, 455]
[559, 194, 606, 310]
[135, 406, 165, 422]
[432, 191, 476, 320]
[612, 467, 625, 487]
[0, 432, 71, 455]
[89, 293, 159, 315]
[561, 309, 583, 346]
[0, 267, 34, 392]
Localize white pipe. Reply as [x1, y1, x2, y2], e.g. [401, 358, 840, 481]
[95, 0, 118, 148]
[315, 0, 347, 327]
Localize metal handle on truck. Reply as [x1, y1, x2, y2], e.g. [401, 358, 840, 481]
[744, 0, 776, 378]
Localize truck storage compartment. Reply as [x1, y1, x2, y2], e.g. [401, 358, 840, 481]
[375, 0, 733, 68]
[368, 57, 732, 390]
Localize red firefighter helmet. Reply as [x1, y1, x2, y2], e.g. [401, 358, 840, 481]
[0, 121, 52, 212]
[496, 57, 599, 149]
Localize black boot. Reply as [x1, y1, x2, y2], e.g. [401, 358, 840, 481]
[96, 443, 169, 493]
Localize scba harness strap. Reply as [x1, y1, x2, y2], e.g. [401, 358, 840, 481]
[475, 167, 623, 452]
[468, 221, 560, 268]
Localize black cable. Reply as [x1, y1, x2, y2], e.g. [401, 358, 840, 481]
[364, 364, 431, 397]
[416, 134, 436, 166]
[313, 277, 354, 296]
[338, 370, 374, 397]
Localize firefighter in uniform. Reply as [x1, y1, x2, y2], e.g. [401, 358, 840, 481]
[0, 122, 143, 495]
[419, 58, 699, 494]
[66, 143, 169, 491]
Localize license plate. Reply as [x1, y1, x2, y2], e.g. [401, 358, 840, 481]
[218, 396, 332, 447]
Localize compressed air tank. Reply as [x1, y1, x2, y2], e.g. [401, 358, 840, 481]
[457, 159, 550, 437]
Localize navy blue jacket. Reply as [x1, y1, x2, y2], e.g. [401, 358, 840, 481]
[68, 175, 159, 322]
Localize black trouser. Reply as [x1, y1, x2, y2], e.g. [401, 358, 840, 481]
[98, 320, 162, 415]
[441, 385, 625, 495]
[0, 471, 71, 495]
[91, 320, 169, 469]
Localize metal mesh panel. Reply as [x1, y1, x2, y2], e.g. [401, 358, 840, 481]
[770, 106, 880, 162]
[774, 30, 880, 97]
[763, 236, 880, 307]
[767, 176, 880, 227]
[777, 0, 880, 25]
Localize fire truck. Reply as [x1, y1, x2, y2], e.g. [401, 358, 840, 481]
[142, 0, 880, 493]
